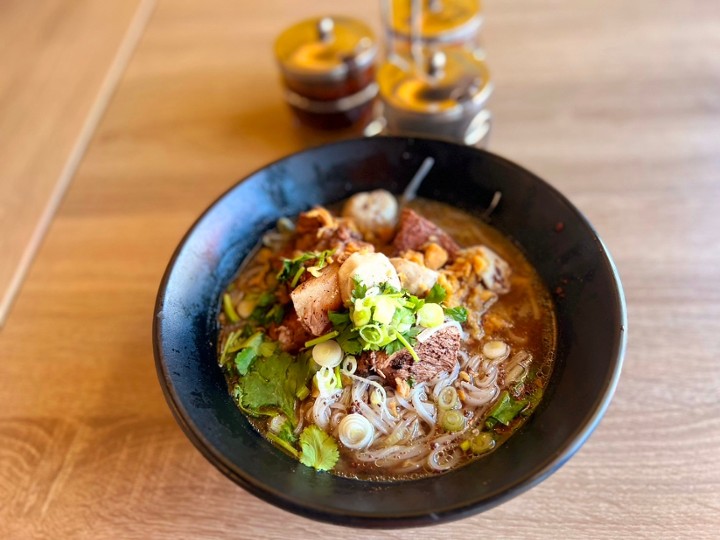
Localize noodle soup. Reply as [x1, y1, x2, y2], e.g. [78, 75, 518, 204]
[217, 192, 556, 480]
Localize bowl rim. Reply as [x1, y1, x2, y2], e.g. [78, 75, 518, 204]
[153, 136, 627, 528]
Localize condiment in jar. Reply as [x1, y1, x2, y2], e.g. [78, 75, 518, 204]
[386, 0, 483, 54]
[378, 48, 492, 147]
[274, 16, 379, 130]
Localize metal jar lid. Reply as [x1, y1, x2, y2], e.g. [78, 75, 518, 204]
[378, 49, 492, 120]
[274, 16, 378, 83]
[389, 0, 482, 43]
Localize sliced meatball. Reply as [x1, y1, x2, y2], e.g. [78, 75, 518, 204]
[342, 190, 398, 243]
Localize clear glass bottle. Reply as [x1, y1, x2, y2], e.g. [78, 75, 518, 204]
[384, 0, 484, 57]
[378, 48, 493, 147]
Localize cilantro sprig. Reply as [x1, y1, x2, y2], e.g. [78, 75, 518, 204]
[277, 249, 335, 287]
[328, 281, 469, 362]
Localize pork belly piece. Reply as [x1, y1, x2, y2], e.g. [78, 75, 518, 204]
[357, 326, 461, 383]
[290, 263, 342, 336]
[392, 208, 460, 260]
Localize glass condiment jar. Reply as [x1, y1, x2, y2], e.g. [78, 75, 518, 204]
[378, 48, 493, 147]
[385, 0, 483, 55]
[274, 16, 379, 130]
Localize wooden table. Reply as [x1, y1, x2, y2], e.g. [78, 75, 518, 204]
[2, 0, 719, 537]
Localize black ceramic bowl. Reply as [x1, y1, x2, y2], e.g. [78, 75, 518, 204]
[153, 136, 626, 528]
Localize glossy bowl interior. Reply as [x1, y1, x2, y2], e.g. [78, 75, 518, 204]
[153, 136, 626, 528]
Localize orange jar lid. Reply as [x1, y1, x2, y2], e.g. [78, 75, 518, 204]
[379, 49, 491, 118]
[275, 16, 378, 82]
[390, 0, 482, 42]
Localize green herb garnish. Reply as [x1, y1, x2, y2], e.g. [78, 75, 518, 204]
[444, 306, 468, 323]
[425, 283, 447, 304]
[277, 249, 335, 287]
[486, 391, 528, 428]
[223, 293, 240, 322]
[298, 425, 339, 471]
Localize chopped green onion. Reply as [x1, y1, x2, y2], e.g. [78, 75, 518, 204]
[441, 410, 466, 432]
[392, 329, 420, 363]
[416, 302, 444, 328]
[304, 331, 339, 348]
[359, 324, 384, 345]
[334, 365, 343, 389]
[437, 386, 460, 410]
[223, 293, 240, 322]
[239, 331, 264, 350]
[351, 307, 371, 327]
[372, 296, 397, 325]
[290, 266, 305, 287]
[258, 340, 277, 358]
[470, 432, 496, 454]
[296, 386, 310, 400]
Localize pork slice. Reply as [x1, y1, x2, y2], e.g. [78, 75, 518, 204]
[392, 208, 460, 260]
[357, 327, 461, 383]
[290, 263, 342, 336]
[268, 310, 313, 353]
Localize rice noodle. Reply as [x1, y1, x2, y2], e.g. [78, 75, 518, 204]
[356, 443, 429, 463]
[355, 401, 390, 435]
[465, 354, 482, 373]
[460, 383, 498, 408]
[427, 447, 461, 472]
[432, 361, 460, 397]
[410, 383, 436, 427]
[312, 390, 342, 430]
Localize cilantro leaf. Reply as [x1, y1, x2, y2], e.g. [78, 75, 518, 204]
[328, 310, 350, 329]
[249, 293, 285, 327]
[233, 342, 314, 427]
[277, 250, 335, 287]
[337, 327, 362, 355]
[277, 419, 297, 444]
[384, 339, 404, 355]
[486, 391, 528, 427]
[444, 306, 468, 323]
[299, 425, 339, 471]
[264, 304, 285, 325]
[351, 278, 368, 301]
[426, 283, 447, 303]
[234, 347, 257, 375]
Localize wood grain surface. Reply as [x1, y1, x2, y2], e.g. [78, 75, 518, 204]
[0, 0, 154, 324]
[1, 0, 719, 538]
